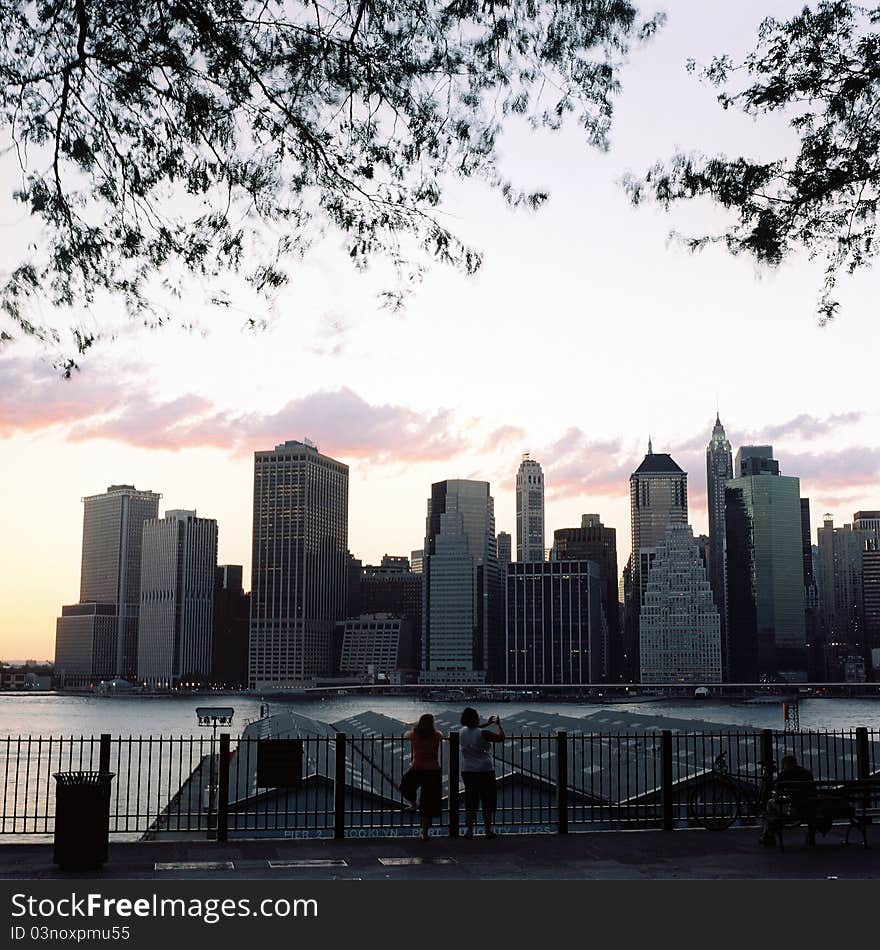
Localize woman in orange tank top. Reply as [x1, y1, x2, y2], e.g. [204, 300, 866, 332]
[402, 713, 443, 839]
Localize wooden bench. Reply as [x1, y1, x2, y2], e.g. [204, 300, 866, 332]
[769, 778, 880, 851]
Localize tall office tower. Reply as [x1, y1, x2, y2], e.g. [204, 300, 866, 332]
[629, 441, 688, 680]
[706, 414, 733, 676]
[249, 440, 349, 688]
[735, 445, 780, 477]
[800, 499, 822, 678]
[816, 515, 872, 678]
[516, 454, 545, 562]
[505, 561, 603, 684]
[497, 531, 512, 627]
[853, 509, 880, 672]
[410, 549, 423, 574]
[724, 448, 806, 681]
[421, 479, 499, 684]
[551, 514, 619, 682]
[497, 532, 512, 570]
[137, 510, 217, 686]
[639, 524, 722, 684]
[620, 556, 635, 681]
[54, 484, 161, 686]
[212, 565, 250, 689]
[862, 544, 880, 674]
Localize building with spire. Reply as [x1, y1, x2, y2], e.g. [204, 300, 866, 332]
[515, 454, 545, 563]
[628, 440, 688, 680]
[706, 413, 733, 677]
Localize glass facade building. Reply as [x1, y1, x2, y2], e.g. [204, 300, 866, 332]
[421, 480, 499, 683]
[54, 484, 161, 685]
[725, 455, 807, 680]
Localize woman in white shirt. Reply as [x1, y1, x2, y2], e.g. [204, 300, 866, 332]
[458, 706, 506, 839]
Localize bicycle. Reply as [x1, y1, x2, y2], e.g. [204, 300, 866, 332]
[687, 751, 776, 831]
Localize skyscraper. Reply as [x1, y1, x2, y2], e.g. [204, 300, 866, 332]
[639, 524, 722, 684]
[735, 445, 780, 477]
[249, 440, 349, 688]
[212, 565, 250, 689]
[137, 510, 218, 687]
[725, 448, 806, 680]
[516, 454, 545, 562]
[421, 479, 499, 683]
[497, 532, 512, 571]
[629, 441, 688, 680]
[551, 514, 619, 681]
[55, 484, 161, 685]
[505, 560, 603, 684]
[706, 413, 733, 675]
[853, 511, 880, 539]
[816, 515, 872, 678]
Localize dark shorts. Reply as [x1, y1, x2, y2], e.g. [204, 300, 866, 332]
[408, 769, 442, 819]
[462, 771, 497, 814]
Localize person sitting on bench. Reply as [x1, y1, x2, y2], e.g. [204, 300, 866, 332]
[760, 754, 818, 846]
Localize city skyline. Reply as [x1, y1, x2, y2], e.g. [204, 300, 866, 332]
[1, 0, 879, 661]
[1, 412, 877, 662]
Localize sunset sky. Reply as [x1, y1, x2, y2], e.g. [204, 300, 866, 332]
[1, 0, 878, 662]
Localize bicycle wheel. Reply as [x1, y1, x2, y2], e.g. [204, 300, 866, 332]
[688, 779, 741, 830]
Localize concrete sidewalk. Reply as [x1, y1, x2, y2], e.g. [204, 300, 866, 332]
[2, 827, 879, 880]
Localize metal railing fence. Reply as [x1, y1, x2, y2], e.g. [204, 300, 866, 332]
[1, 728, 877, 840]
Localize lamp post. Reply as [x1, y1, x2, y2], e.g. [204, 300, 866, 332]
[196, 706, 234, 837]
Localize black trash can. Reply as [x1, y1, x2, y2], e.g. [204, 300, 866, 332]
[53, 771, 114, 871]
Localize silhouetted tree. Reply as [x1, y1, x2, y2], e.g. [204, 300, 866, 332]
[0, 0, 662, 369]
[627, 1, 880, 323]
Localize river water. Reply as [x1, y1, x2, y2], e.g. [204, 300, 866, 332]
[1, 693, 879, 736]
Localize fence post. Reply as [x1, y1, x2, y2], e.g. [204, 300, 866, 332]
[761, 729, 775, 778]
[334, 733, 347, 840]
[855, 727, 869, 780]
[661, 730, 673, 831]
[448, 731, 460, 838]
[217, 733, 230, 843]
[99, 733, 111, 774]
[557, 730, 568, 835]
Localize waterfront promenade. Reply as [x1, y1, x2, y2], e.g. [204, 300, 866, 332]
[2, 827, 879, 880]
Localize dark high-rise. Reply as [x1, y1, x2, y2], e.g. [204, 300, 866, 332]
[249, 440, 349, 687]
[212, 565, 250, 688]
[725, 448, 806, 681]
[706, 413, 733, 676]
[505, 561, 603, 684]
[551, 514, 619, 681]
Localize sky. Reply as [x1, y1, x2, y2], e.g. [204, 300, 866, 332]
[1, 1, 878, 661]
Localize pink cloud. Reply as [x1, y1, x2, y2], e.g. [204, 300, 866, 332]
[0, 356, 127, 434]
